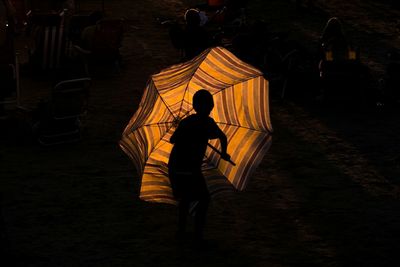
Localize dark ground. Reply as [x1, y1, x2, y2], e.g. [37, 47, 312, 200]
[1, 0, 400, 266]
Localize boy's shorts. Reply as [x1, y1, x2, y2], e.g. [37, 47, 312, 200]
[169, 171, 209, 201]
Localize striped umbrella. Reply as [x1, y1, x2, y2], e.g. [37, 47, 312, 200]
[120, 47, 273, 205]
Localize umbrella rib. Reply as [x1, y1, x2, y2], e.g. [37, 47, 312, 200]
[178, 107, 268, 134]
[177, 81, 190, 119]
[182, 75, 261, 113]
[176, 67, 239, 118]
[211, 76, 261, 96]
[143, 124, 174, 166]
[140, 122, 174, 128]
[154, 86, 178, 120]
[176, 62, 260, 119]
[196, 60, 261, 94]
[216, 122, 270, 133]
[128, 122, 174, 132]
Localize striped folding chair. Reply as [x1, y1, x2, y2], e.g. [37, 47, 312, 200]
[29, 10, 65, 70]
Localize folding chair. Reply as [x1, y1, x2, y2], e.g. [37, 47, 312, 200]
[33, 77, 91, 145]
[28, 10, 66, 70]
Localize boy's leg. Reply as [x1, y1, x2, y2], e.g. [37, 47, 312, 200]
[194, 193, 210, 241]
[192, 173, 210, 241]
[177, 198, 190, 238]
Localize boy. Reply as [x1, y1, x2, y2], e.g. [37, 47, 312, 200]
[168, 89, 231, 243]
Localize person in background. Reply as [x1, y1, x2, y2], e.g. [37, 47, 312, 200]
[318, 17, 373, 107]
[182, 8, 211, 60]
[319, 17, 350, 62]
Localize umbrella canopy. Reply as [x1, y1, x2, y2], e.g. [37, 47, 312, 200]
[120, 47, 273, 204]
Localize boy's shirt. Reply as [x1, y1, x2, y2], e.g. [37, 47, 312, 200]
[169, 114, 222, 172]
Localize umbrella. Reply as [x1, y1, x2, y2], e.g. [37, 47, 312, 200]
[120, 46, 273, 205]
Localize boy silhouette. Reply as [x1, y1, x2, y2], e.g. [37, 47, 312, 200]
[168, 89, 230, 243]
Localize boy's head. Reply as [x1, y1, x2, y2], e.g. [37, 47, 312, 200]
[193, 89, 214, 116]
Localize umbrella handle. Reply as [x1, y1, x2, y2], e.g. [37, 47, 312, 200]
[207, 143, 236, 166]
